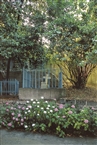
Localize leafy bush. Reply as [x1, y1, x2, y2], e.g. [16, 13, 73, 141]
[0, 97, 97, 138]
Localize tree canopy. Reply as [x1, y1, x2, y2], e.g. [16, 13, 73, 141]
[0, 0, 97, 88]
[0, 0, 47, 79]
[45, 0, 97, 88]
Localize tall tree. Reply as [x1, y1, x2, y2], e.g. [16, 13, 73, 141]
[0, 0, 47, 79]
[45, 0, 97, 89]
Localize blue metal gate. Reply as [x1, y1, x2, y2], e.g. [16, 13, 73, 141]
[22, 68, 63, 89]
[22, 68, 32, 88]
[0, 79, 19, 95]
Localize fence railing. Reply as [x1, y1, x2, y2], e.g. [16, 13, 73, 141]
[22, 68, 63, 89]
[0, 79, 19, 96]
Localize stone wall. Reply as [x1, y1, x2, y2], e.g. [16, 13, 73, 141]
[19, 88, 66, 100]
[59, 98, 97, 107]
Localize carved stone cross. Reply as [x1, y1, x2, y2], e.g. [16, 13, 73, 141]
[43, 74, 51, 84]
[41, 73, 51, 89]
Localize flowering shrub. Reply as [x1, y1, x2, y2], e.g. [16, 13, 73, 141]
[0, 97, 97, 138]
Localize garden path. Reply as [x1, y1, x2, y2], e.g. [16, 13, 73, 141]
[0, 129, 97, 145]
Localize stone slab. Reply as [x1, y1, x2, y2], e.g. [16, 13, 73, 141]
[19, 88, 66, 100]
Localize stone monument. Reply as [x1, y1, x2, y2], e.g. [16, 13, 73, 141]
[41, 73, 51, 89]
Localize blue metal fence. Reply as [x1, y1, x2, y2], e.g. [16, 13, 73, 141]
[0, 79, 19, 95]
[22, 68, 63, 89]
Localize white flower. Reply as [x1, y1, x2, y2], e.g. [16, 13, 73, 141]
[24, 125, 28, 128]
[28, 110, 30, 113]
[31, 99, 33, 101]
[48, 105, 50, 107]
[37, 114, 39, 116]
[41, 107, 44, 110]
[37, 105, 39, 108]
[46, 107, 49, 110]
[25, 112, 27, 114]
[33, 101, 36, 104]
[50, 110, 53, 113]
[26, 108, 28, 110]
[11, 107, 13, 110]
[52, 106, 55, 108]
[27, 101, 29, 103]
[32, 124, 35, 127]
[41, 96, 44, 99]
[44, 111, 46, 114]
[37, 102, 40, 104]
[45, 101, 48, 103]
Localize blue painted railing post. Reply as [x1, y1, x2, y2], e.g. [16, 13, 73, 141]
[15, 79, 16, 95]
[16, 80, 19, 95]
[0, 82, 2, 95]
[28, 71, 31, 88]
[25, 69, 27, 88]
[22, 67, 25, 88]
[58, 71, 63, 88]
[35, 70, 37, 88]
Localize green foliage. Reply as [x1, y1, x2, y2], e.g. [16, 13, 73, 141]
[0, 0, 97, 87]
[0, 98, 97, 137]
[0, 0, 47, 73]
[45, 0, 97, 89]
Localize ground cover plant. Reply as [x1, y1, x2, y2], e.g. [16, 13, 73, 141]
[0, 97, 97, 138]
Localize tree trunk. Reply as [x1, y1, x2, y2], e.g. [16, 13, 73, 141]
[6, 58, 11, 80]
[74, 76, 87, 89]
